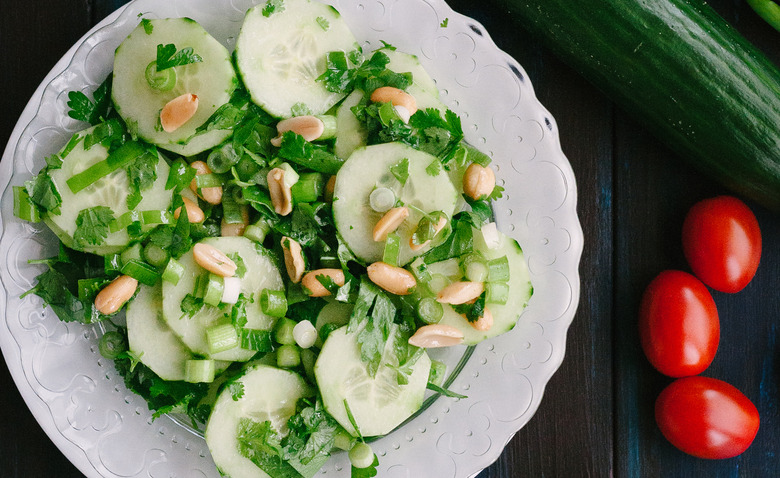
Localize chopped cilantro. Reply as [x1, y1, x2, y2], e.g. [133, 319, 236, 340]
[425, 158, 443, 176]
[165, 159, 197, 193]
[66, 76, 113, 125]
[155, 43, 203, 71]
[73, 206, 115, 248]
[262, 0, 285, 17]
[227, 253, 247, 278]
[352, 455, 380, 478]
[180, 293, 204, 319]
[25, 172, 62, 215]
[390, 157, 410, 185]
[277, 131, 344, 175]
[141, 18, 154, 34]
[316, 16, 330, 30]
[451, 291, 486, 322]
[126, 150, 158, 209]
[291, 102, 312, 116]
[440, 18, 449, 28]
[228, 381, 245, 401]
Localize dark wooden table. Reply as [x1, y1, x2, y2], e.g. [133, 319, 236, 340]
[2, 0, 778, 476]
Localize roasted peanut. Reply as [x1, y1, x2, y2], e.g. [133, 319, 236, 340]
[408, 324, 465, 348]
[160, 93, 199, 133]
[221, 204, 250, 237]
[189, 160, 223, 205]
[367, 262, 417, 295]
[270, 115, 325, 147]
[370, 86, 418, 115]
[470, 307, 494, 331]
[373, 207, 409, 242]
[463, 163, 496, 200]
[281, 236, 305, 283]
[94, 275, 138, 315]
[436, 281, 485, 305]
[268, 168, 293, 216]
[173, 196, 205, 223]
[301, 269, 346, 297]
[193, 243, 237, 277]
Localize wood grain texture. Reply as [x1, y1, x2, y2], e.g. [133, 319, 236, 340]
[0, 0, 777, 477]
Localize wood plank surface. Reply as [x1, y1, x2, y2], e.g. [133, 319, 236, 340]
[0, 0, 778, 477]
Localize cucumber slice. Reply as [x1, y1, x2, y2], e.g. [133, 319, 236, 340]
[315, 325, 431, 437]
[205, 365, 312, 478]
[380, 48, 439, 98]
[127, 284, 195, 381]
[235, 0, 359, 118]
[314, 301, 353, 347]
[112, 18, 237, 156]
[438, 227, 533, 344]
[333, 142, 458, 265]
[334, 90, 366, 159]
[162, 237, 284, 362]
[44, 127, 172, 255]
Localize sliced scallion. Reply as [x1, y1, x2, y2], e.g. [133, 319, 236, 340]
[206, 324, 239, 354]
[98, 331, 128, 360]
[13, 186, 41, 222]
[417, 297, 443, 324]
[260, 289, 288, 317]
[184, 359, 216, 383]
[144, 60, 177, 91]
[290, 172, 324, 203]
[120, 259, 161, 286]
[382, 232, 401, 266]
[487, 256, 510, 282]
[273, 317, 297, 345]
[162, 258, 184, 285]
[203, 274, 225, 306]
[276, 344, 301, 368]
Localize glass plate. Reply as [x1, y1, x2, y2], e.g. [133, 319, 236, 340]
[0, 0, 583, 476]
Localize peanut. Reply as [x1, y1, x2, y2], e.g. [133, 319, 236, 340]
[463, 163, 496, 200]
[94, 275, 138, 316]
[221, 204, 250, 237]
[367, 262, 416, 295]
[193, 243, 237, 277]
[270, 115, 325, 147]
[370, 86, 418, 115]
[160, 93, 199, 133]
[173, 196, 205, 223]
[372, 207, 409, 242]
[301, 269, 346, 297]
[189, 160, 223, 205]
[281, 236, 305, 283]
[436, 281, 485, 305]
[408, 324, 465, 348]
[268, 167, 293, 216]
[470, 307, 494, 331]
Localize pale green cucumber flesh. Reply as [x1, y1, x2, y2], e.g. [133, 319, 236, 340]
[205, 365, 312, 478]
[333, 142, 458, 265]
[162, 236, 283, 361]
[235, 0, 358, 118]
[438, 228, 533, 345]
[127, 284, 195, 381]
[334, 89, 367, 159]
[314, 300, 353, 348]
[112, 18, 237, 155]
[380, 48, 440, 98]
[45, 126, 172, 255]
[314, 325, 431, 437]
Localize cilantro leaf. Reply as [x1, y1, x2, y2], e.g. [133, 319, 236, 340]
[228, 381, 245, 401]
[180, 293, 204, 319]
[451, 291, 486, 323]
[126, 150, 158, 209]
[390, 157, 410, 185]
[316, 16, 330, 30]
[277, 132, 344, 175]
[262, 0, 285, 17]
[348, 276, 397, 376]
[83, 118, 125, 151]
[156, 43, 203, 71]
[73, 206, 115, 248]
[66, 76, 113, 125]
[227, 253, 247, 278]
[141, 18, 154, 34]
[423, 213, 474, 263]
[282, 399, 338, 465]
[165, 159, 198, 193]
[25, 172, 62, 214]
[318, 50, 410, 95]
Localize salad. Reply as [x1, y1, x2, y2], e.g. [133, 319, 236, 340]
[12, 0, 533, 476]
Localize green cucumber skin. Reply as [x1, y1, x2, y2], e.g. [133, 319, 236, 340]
[495, 0, 780, 209]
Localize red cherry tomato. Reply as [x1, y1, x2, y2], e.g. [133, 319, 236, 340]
[639, 270, 719, 377]
[682, 196, 761, 293]
[655, 376, 760, 459]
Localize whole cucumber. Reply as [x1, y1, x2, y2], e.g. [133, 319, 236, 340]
[491, 0, 780, 209]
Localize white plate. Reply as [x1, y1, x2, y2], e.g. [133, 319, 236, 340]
[0, 0, 583, 476]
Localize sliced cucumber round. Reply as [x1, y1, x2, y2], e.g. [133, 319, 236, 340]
[44, 127, 172, 255]
[112, 18, 237, 156]
[380, 48, 439, 99]
[333, 142, 458, 265]
[235, 0, 359, 118]
[438, 227, 533, 344]
[205, 365, 312, 478]
[334, 89, 366, 159]
[162, 237, 284, 362]
[315, 325, 431, 437]
[127, 284, 195, 381]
